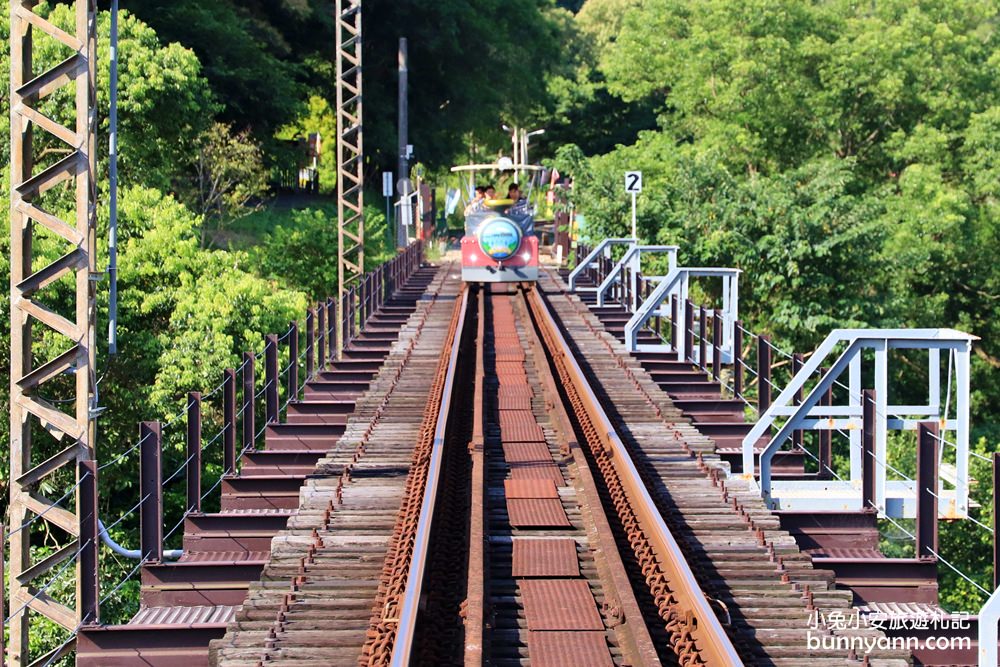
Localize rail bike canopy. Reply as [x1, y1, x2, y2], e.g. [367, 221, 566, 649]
[624, 267, 740, 362]
[595, 244, 678, 310]
[568, 238, 636, 291]
[742, 328, 977, 519]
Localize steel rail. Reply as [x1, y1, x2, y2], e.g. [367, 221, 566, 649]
[463, 288, 486, 667]
[526, 286, 744, 666]
[516, 288, 662, 666]
[388, 286, 472, 666]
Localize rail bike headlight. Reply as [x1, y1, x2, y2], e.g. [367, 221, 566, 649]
[477, 217, 522, 261]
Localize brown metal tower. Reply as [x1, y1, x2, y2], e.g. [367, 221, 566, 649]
[335, 0, 364, 360]
[7, 1, 99, 664]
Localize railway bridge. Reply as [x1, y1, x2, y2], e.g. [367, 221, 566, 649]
[42, 243, 987, 667]
[5, 1, 999, 665]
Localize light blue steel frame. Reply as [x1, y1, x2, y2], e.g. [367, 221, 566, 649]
[595, 245, 678, 309]
[567, 238, 635, 292]
[742, 329, 977, 519]
[623, 267, 740, 363]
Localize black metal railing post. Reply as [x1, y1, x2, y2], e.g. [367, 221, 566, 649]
[306, 309, 315, 378]
[341, 292, 349, 350]
[670, 295, 679, 351]
[139, 421, 163, 562]
[698, 306, 707, 371]
[733, 320, 744, 401]
[223, 368, 236, 474]
[684, 299, 695, 364]
[818, 368, 832, 479]
[861, 389, 876, 513]
[186, 392, 202, 512]
[712, 312, 722, 382]
[79, 459, 99, 623]
[327, 298, 336, 360]
[916, 422, 939, 560]
[288, 321, 299, 404]
[242, 351, 255, 453]
[317, 303, 327, 369]
[758, 336, 773, 414]
[265, 334, 279, 424]
[359, 279, 367, 332]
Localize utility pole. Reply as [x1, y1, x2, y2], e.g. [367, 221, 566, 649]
[504, 125, 520, 183]
[397, 37, 409, 249]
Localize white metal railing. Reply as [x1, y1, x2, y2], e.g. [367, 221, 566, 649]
[596, 245, 678, 310]
[568, 238, 635, 291]
[743, 328, 977, 519]
[980, 586, 1000, 666]
[624, 267, 740, 362]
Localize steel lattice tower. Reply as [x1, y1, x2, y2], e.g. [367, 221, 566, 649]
[336, 0, 364, 360]
[7, 1, 99, 664]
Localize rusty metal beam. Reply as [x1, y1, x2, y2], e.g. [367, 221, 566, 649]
[336, 0, 364, 360]
[8, 2, 97, 663]
[916, 422, 939, 560]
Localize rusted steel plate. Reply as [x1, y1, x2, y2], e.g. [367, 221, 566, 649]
[507, 498, 571, 527]
[808, 547, 885, 559]
[501, 424, 546, 442]
[519, 579, 603, 630]
[498, 409, 539, 427]
[527, 631, 613, 667]
[498, 373, 531, 386]
[502, 442, 552, 463]
[499, 411, 546, 443]
[509, 462, 565, 485]
[130, 604, 238, 625]
[498, 384, 534, 398]
[497, 394, 533, 410]
[177, 551, 269, 563]
[499, 411, 546, 442]
[504, 479, 559, 499]
[495, 361, 527, 376]
[511, 539, 580, 577]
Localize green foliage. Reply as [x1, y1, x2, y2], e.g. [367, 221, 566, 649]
[182, 122, 269, 245]
[275, 96, 338, 194]
[566, 0, 1000, 608]
[93, 8, 218, 190]
[120, 0, 313, 138]
[251, 207, 341, 299]
[250, 203, 394, 300]
[361, 0, 566, 166]
[0, 4, 216, 190]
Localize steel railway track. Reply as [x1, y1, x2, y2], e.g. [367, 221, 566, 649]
[209, 263, 912, 667]
[386, 284, 740, 666]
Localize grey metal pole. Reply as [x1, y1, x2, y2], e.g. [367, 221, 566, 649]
[108, 0, 119, 354]
[397, 37, 409, 249]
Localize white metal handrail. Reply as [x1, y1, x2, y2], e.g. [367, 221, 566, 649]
[568, 238, 635, 291]
[624, 267, 740, 361]
[980, 586, 1000, 666]
[743, 328, 977, 518]
[596, 245, 678, 309]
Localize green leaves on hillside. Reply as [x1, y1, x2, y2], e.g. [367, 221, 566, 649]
[566, 0, 1000, 607]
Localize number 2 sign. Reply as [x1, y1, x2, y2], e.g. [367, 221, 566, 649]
[624, 171, 642, 239]
[624, 171, 642, 194]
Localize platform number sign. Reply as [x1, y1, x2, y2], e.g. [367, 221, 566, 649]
[625, 171, 642, 239]
[625, 171, 643, 194]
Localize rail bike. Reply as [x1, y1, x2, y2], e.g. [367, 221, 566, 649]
[451, 161, 541, 283]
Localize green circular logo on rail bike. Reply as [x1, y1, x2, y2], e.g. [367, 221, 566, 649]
[478, 217, 522, 261]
